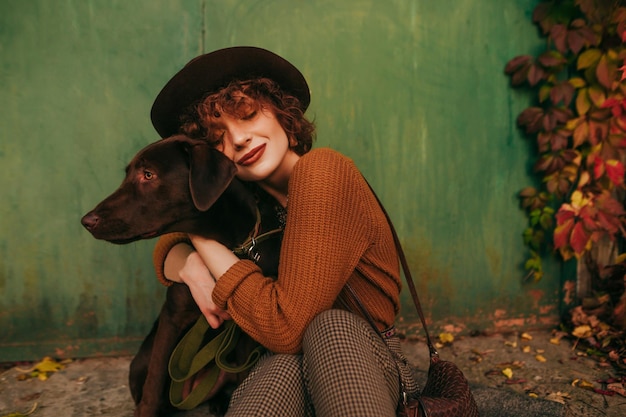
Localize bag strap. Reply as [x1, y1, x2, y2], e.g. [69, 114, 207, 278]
[360, 178, 439, 359]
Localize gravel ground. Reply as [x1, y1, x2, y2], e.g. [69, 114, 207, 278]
[1, 329, 625, 417]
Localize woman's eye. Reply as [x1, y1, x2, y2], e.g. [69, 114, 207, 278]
[242, 111, 257, 121]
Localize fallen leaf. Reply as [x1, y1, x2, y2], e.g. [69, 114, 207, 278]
[528, 392, 539, 398]
[504, 340, 518, 348]
[546, 391, 571, 404]
[572, 325, 592, 338]
[15, 357, 65, 381]
[438, 332, 454, 344]
[1, 402, 38, 417]
[549, 337, 561, 345]
[521, 332, 533, 340]
[535, 354, 547, 362]
[572, 378, 595, 390]
[502, 367, 514, 379]
[607, 383, 626, 397]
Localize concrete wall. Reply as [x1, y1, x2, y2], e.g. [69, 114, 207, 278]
[0, 0, 563, 361]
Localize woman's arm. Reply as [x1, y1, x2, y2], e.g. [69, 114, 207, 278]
[158, 239, 232, 328]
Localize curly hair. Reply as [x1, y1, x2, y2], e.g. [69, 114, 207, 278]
[179, 78, 315, 155]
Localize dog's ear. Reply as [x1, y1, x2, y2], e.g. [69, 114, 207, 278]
[187, 142, 237, 211]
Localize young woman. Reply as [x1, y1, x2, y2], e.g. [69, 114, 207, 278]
[150, 46, 419, 416]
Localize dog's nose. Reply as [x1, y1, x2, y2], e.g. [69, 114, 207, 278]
[81, 212, 100, 231]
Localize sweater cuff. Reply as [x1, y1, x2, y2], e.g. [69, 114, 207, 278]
[212, 260, 261, 309]
[152, 232, 190, 286]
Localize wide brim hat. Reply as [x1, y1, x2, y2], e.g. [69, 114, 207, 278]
[150, 46, 310, 138]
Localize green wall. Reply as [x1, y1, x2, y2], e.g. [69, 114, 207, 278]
[0, 0, 562, 361]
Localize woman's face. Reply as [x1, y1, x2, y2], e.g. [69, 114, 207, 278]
[212, 102, 297, 185]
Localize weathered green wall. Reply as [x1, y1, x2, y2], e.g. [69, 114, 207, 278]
[0, 0, 562, 361]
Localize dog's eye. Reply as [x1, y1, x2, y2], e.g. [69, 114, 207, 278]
[143, 170, 154, 180]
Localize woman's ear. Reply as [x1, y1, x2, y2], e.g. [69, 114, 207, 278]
[186, 141, 237, 211]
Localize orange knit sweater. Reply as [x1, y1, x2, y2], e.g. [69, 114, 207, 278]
[153, 148, 401, 354]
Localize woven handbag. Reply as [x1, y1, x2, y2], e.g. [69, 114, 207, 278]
[352, 180, 480, 417]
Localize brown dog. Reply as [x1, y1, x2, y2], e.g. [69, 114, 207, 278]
[81, 135, 281, 416]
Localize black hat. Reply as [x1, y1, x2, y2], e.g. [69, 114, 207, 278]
[150, 46, 310, 138]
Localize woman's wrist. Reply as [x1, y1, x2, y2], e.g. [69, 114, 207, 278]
[163, 243, 195, 283]
[189, 236, 240, 280]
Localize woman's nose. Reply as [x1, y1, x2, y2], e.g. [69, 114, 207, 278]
[231, 130, 252, 150]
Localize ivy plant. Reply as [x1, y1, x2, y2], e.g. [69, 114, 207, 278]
[505, 0, 626, 281]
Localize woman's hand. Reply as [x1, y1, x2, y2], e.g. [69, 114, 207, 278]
[179, 250, 231, 328]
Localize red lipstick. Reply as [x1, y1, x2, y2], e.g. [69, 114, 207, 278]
[238, 144, 266, 166]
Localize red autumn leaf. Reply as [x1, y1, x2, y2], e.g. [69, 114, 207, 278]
[528, 64, 547, 86]
[596, 192, 626, 216]
[567, 29, 586, 55]
[592, 155, 605, 180]
[505, 55, 532, 74]
[596, 55, 613, 90]
[596, 211, 621, 235]
[570, 221, 591, 256]
[550, 24, 568, 54]
[538, 51, 567, 68]
[517, 107, 544, 133]
[580, 205, 598, 231]
[554, 217, 574, 250]
[605, 160, 625, 186]
[589, 120, 609, 145]
[550, 81, 575, 106]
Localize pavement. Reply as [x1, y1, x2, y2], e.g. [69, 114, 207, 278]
[1, 329, 625, 417]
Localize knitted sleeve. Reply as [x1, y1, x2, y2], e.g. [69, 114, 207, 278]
[212, 148, 381, 353]
[152, 232, 190, 286]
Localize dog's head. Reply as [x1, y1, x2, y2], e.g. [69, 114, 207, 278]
[81, 135, 253, 244]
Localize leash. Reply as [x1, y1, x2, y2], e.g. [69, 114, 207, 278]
[169, 206, 283, 410]
[232, 207, 284, 262]
[168, 318, 264, 410]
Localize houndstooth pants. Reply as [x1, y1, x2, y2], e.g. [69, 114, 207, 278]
[225, 309, 419, 416]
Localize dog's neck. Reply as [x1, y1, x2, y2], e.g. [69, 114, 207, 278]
[185, 179, 258, 248]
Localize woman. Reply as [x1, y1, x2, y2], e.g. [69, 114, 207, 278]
[151, 46, 418, 416]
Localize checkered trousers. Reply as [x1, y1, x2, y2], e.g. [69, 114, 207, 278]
[225, 309, 419, 416]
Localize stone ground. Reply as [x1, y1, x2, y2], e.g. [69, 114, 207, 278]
[1, 329, 625, 417]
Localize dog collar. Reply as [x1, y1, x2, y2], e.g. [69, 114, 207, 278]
[232, 208, 283, 263]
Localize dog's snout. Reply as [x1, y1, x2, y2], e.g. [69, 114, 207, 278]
[81, 212, 100, 231]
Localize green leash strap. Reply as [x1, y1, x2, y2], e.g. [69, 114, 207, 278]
[168, 317, 263, 410]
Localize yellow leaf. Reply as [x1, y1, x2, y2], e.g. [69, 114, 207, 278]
[549, 337, 561, 345]
[34, 357, 65, 373]
[522, 345, 531, 353]
[521, 332, 533, 340]
[528, 392, 539, 398]
[504, 340, 517, 348]
[502, 368, 514, 379]
[15, 357, 65, 381]
[535, 354, 547, 362]
[438, 333, 454, 344]
[572, 325, 592, 338]
[572, 379, 595, 389]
